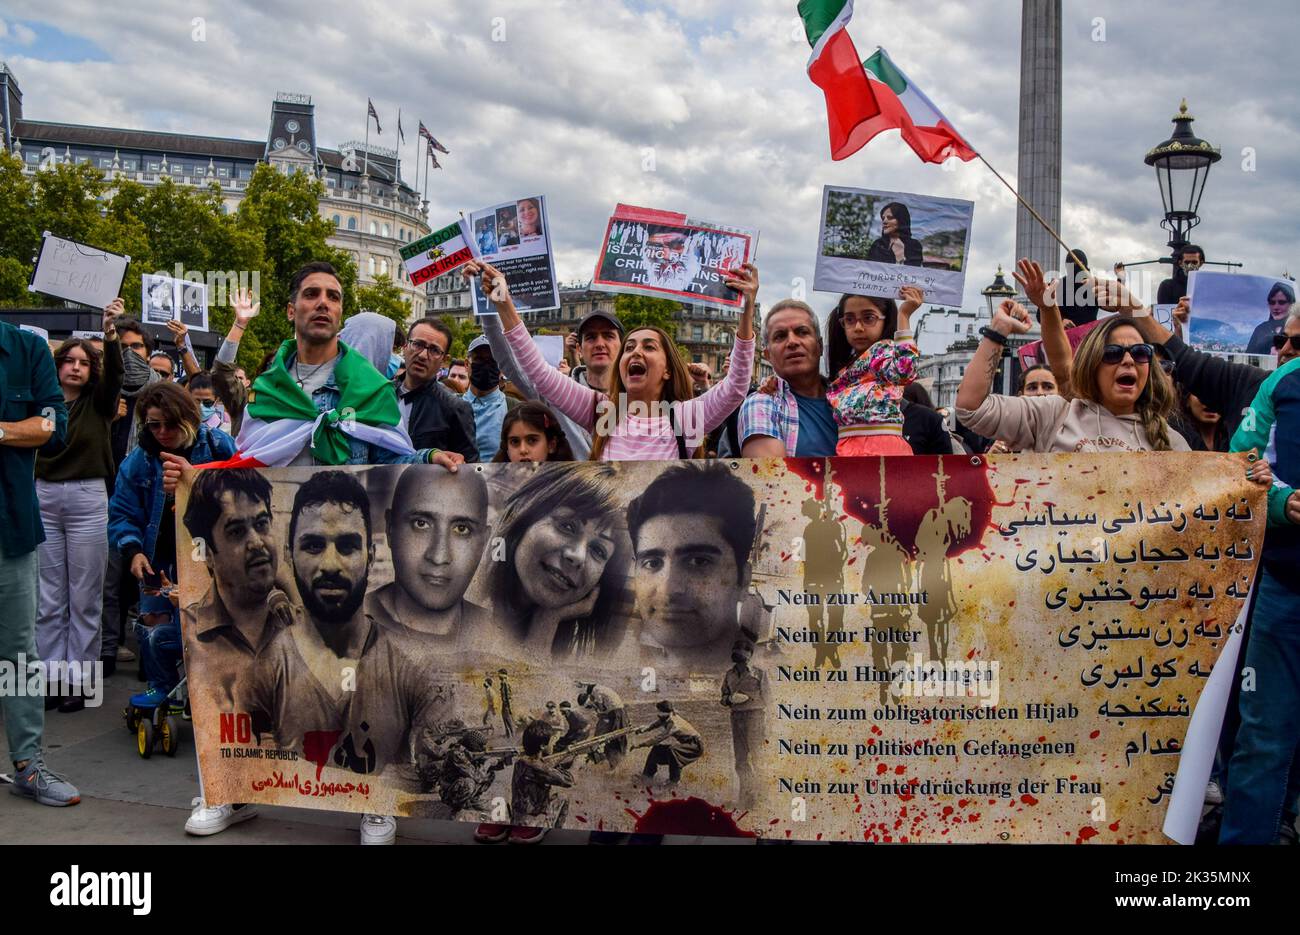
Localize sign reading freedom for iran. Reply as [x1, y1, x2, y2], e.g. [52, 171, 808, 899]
[176, 454, 1263, 841]
[399, 219, 475, 287]
[591, 204, 756, 310]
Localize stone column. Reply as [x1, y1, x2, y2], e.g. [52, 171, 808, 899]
[1015, 0, 1062, 278]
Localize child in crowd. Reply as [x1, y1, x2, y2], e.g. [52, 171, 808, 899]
[492, 401, 574, 463]
[186, 371, 230, 434]
[825, 286, 923, 456]
[130, 589, 183, 707]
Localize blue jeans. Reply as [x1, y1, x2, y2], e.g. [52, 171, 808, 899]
[133, 618, 182, 697]
[1220, 568, 1300, 844]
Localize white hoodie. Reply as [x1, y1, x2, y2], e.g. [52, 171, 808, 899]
[956, 394, 1190, 453]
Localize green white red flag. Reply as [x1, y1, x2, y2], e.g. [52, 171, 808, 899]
[798, 0, 976, 164]
[399, 218, 475, 287]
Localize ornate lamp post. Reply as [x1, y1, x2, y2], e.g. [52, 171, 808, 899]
[1144, 99, 1221, 257]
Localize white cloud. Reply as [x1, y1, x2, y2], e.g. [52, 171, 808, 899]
[3, 0, 1295, 322]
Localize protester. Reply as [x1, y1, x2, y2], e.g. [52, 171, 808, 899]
[825, 286, 922, 456]
[462, 334, 514, 463]
[1156, 244, 1205, 306]
[1056, 248, 1097, 327]
[34, 300, 125, 712]
[492, 400, 575, 462]
[165, 319, 201, 380]
[466, 258, 755, 460]
[986, 363, 1059, 455]
[955, 300, 1196, 453]
[0, 316, 78, 806]
[566, 309, 623, 392]
[392, 316, 478, 462]
[443, 358, 469, 395]
[186, 372, 231, 434]
[131, 591, 182, 706]
[112, 319, 159, 463]
[1219, 351, 1300, 844]
[209, 287, 258, 436]
[739, 299, 836, 458]
[149, 351, 176, 381]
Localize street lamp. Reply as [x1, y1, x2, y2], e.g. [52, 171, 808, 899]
[982, 265, 1017, 317]
[1144, 99, 1221, 255]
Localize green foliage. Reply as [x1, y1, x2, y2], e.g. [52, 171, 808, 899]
[440, 313, 481, 359]
[613, 293, 680, 334]
[822, 189, 879, 260]
[354, 274, 410, 326]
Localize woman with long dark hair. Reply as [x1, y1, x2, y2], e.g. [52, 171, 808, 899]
[1246, 281, 1295, 355]
[865, 202, 923, 266]
[485, 463, 632, 661]
[35, 301, 125, 711]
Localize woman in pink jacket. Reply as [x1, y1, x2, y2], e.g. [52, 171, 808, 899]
[463, 259, 756, 460]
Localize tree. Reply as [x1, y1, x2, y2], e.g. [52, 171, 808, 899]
[440, 313, 481, 358]
[614, 293, 679, 334]
[355, 274, 409, 326]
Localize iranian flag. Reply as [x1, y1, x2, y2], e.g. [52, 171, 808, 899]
[798, 1, 976, 164]
[400, 218, 476, 287]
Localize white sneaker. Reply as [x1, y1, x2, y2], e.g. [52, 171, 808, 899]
[360, 813, 396, 845]
[116, 646, 136, 662]
[185, 796, 258, 836]
[1205, 780, 1224, 805]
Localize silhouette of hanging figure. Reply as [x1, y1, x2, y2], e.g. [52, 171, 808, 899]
[914, 461, 971, 662]
[859, 460, 914, 702]
[799, 495, 847, 669]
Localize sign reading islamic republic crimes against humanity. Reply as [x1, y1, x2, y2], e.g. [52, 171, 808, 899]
[175, 453, 1263, 842]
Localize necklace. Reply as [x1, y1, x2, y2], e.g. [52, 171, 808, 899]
[293, 357, 331, 389]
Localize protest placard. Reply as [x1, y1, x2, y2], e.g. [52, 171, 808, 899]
[142, 273, 209, 331]
[591, 204, 756, 309]
[28, 232, 130, 309]
[179, 454, 1262, 842]
[400, 219, 476, 287]
[468, 195, 560, 316]
[1187, 270, 1292, 363]
[815, 186, 973, 307]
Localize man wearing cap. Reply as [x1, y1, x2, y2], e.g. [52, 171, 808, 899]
[721, 637, 768, 808]
[567, 308, 623, 394]
[462, 334, 514, 463]
[633, 700, 704, 785]
[473, 307, 624, 460]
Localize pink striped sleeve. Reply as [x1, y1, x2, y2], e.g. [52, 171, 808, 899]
[504, 321, 601, 430]
[679, 335, 755, 445]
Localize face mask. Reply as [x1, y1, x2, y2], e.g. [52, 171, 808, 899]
[199, 402, 219, 421]
[470, 358, 500, 391]
[387, 354, 403, 380]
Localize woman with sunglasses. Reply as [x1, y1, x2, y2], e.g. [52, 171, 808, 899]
[108, 382, 235, 615]
[956, 299, 1192, 453]
[34, 300, 126, 711]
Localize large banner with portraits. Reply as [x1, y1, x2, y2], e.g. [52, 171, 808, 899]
[176, 453, 1263, 842]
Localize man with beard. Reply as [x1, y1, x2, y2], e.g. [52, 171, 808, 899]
[243, 471, 452, 786]
[365, 465, 497, 650]
[181, 469, 292, 713]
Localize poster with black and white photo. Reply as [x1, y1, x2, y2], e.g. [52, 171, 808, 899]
[469, 195, 560, 316]
[814, 186, 974, 307]
[591, 204, 756, 309]
[142, 273, 209, 331]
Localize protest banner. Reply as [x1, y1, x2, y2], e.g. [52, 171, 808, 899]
[142, 273, 209, 331]
[28, 232, 129, 309]
[400, 219, 476, 287]
[815, 186, 973, 307]
[177, 454, 1262, 842]
[591, 204, 756, 309]
[468, 195, 560, 315]
[1187, 269, 1292, 364]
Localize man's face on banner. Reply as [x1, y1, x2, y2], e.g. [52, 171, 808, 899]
[388, 474, 488, 612]
[291, 501, 372, 625]
[649, 233, 686, 271]
[633, 511, 743, 651]
[209, 491, 278, 601]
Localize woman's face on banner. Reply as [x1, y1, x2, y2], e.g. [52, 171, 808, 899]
[1268, 289, 1292, 320]
[881, 207, 899, 236]
[517, 200, 540, 235]
[514, 506, 616, 610]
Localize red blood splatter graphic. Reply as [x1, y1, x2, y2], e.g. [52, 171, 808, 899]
[1089, 729, 1101, 739]
[302, 730, 343, 781]
[876, 763, 889, 775]
[784, 455, 995, 558]
[627, 798, 755, 837]
[1076, 826, 1100, 844]
[1108, 822, 1120, 832]
[1020, 793, 1039, 806]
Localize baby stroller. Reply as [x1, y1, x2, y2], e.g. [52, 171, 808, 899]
[122, 591, 190, 758]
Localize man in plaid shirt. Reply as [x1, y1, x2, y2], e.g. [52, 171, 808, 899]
[739, 300, 838, 458]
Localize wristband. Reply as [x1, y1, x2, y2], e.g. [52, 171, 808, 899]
[425, 448, 442, 464]
[979, 326, 1009, 347]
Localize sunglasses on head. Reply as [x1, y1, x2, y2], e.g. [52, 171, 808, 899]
[1273, 334, 1300, 352]
[1100, 343, 1154, 365]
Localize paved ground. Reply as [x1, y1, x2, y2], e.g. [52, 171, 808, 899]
[0, 663, 748, 846]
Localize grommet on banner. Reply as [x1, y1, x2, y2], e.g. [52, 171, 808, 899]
[730, 461, 739, 470]
[1247, 451, 1258, 462]
[970, 456, 982, 466]
[475, 465, 484, 473]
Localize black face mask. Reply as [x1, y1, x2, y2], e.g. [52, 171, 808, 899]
[470, 358, 500, 391]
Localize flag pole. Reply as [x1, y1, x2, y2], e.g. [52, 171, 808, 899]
[422, 144, 430, 204]
[974, 152, 1089, 274]
[394, 106, 401, 183]
[363, 108, 371, 179]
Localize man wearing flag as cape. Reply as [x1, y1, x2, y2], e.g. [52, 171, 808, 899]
[162, 261, 462, 485]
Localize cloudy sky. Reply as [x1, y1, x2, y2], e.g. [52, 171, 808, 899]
[2, 0, 1295, 321]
